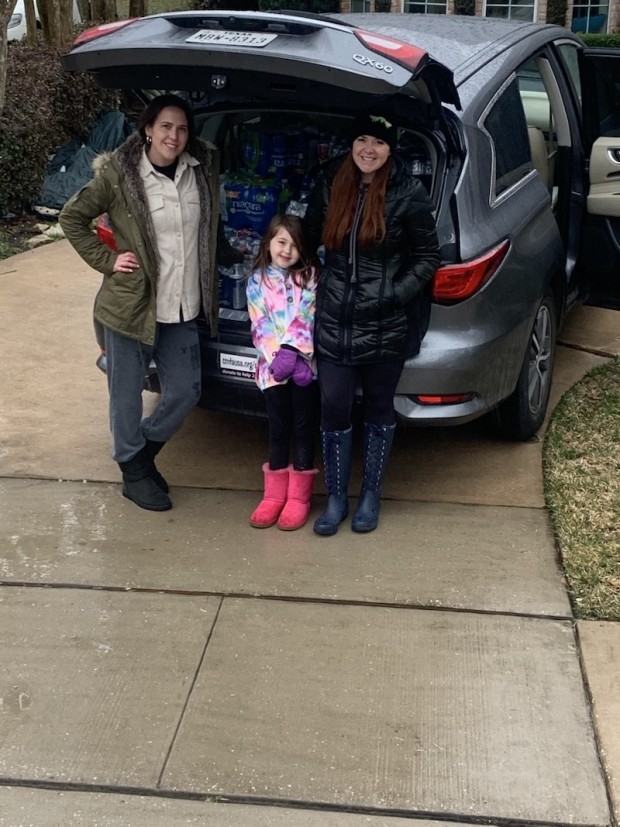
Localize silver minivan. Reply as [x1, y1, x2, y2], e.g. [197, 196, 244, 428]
[63, 10, 620, 439]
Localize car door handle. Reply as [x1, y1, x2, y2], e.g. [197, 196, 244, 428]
[607, 148, 620, 165]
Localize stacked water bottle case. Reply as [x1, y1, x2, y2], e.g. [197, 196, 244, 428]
[215, 115, 435, 311]
[218, 120, 349, 310]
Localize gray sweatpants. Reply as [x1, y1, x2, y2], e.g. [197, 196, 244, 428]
[103, 320, 201, 463]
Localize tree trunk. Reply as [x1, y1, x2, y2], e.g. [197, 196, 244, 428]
[35, 0, 75, 45]
[128, 0, 147, 15]
[90, 0, 117, 21]
[37, 0, 59, 43]
[76, 0, 90, 20]
[0, 0, 19, 116]
[60, 0, 75, 41]
[23, 0, 37, 44]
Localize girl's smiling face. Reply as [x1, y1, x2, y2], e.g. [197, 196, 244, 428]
[351, 134, 391, 182]
[269, 227, 300, 270]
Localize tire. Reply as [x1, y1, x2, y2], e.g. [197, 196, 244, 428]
[495, 293, 557, 441]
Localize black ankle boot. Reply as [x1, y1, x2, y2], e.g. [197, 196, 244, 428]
[145, 439, 169, 493]
[119, 446, 172, 511]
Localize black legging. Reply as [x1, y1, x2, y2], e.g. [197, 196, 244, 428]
[263, 381, 320, 470]
[317, 358, 405, 431]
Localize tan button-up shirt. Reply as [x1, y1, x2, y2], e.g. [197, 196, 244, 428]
[140, 149, 201, 324]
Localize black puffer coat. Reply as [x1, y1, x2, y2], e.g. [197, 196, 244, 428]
[305, 154, 440, 364]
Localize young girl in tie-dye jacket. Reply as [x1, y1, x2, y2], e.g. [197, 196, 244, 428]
[246, 214, 320, 531]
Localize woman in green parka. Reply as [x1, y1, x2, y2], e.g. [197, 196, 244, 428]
[60, 94, 240, 512]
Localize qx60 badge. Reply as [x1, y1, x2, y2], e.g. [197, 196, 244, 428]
[353, 54, 394, 73]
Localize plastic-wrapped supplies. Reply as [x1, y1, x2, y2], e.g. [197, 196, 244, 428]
[222, 174, 282, 235]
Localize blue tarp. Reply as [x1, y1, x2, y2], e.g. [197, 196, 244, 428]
[37, 110, 133, 213]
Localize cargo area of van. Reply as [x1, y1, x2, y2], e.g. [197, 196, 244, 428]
[196, 108, 436, 416]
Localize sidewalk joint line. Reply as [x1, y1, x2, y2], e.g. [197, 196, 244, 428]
[0, 580, 573, 622]
[573, 622, 619, 824]
[0, 779, 607, 827]
[155, 596, 225, 789]
[558, 339, 617, 360]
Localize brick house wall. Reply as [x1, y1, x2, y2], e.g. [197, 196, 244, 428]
[339, 0, 619, 31]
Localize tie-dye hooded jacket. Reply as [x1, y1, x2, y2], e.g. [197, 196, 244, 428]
[246, 263, 317, 391]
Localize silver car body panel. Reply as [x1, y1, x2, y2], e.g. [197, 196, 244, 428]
[64, 12, 601, 434]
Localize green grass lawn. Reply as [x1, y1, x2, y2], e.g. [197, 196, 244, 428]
[543, 357, 620, 620]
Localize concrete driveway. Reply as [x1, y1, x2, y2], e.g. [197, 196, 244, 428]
[1, 239, 619, 825]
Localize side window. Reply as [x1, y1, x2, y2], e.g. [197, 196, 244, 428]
[515, 55, 573, 202]
[586, 54, 620, 137]
[556, 43, 582, 107]
[484, 79, 531, 198]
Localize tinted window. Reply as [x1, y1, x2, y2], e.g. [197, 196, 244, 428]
[557, 43, 582, 106]
[484, 80, 531, 197]
[587, 53, 620, 136]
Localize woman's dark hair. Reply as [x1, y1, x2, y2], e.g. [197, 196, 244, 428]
[322, 153, 392, 249]
[252, 214, 317, 288]
[136, 94, 198, 156]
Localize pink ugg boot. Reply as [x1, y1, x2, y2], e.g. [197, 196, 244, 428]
[250, 464, 289, 528]
[277, 467, 319, 531]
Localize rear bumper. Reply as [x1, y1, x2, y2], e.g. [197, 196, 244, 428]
[393, 315, 530, 425]
[199, 310, 531, 426]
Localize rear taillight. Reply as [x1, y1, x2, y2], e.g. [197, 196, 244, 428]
[432, 241, 510, 303]
[73, 18, 138, 47]
[354, 30, 427, 72]
[414, 393, 475, 405]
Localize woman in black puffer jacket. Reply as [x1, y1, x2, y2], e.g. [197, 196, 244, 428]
[304, 113, 441, 536]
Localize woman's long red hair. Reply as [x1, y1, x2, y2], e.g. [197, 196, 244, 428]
[322, 154, 391, 250]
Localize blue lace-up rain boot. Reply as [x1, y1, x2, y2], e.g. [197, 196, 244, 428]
[313, 427, 353, 536]
[351, 422, 396, 533]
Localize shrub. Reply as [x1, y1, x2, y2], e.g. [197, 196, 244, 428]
[454, 0, 476, 15]
[577, 33, 620, 47]
[258, 0, 339, 12]
[546, 0, 567, 26]
[0, 39, 119, 215]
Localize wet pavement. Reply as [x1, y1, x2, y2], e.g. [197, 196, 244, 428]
[1, 240, 619, 826]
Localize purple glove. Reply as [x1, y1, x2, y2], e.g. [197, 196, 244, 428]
[292, 356, 314, 387]
[270, 347, 298, 382]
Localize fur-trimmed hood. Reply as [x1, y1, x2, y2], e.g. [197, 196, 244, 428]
[92, 132, 215, 243]
[60, 129, 223, 344]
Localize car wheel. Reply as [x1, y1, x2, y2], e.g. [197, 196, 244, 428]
[495, 293, 557, 441]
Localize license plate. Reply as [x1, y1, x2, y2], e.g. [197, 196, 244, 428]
[186, 30, 278, 48]
[219, 352, 257, 379]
